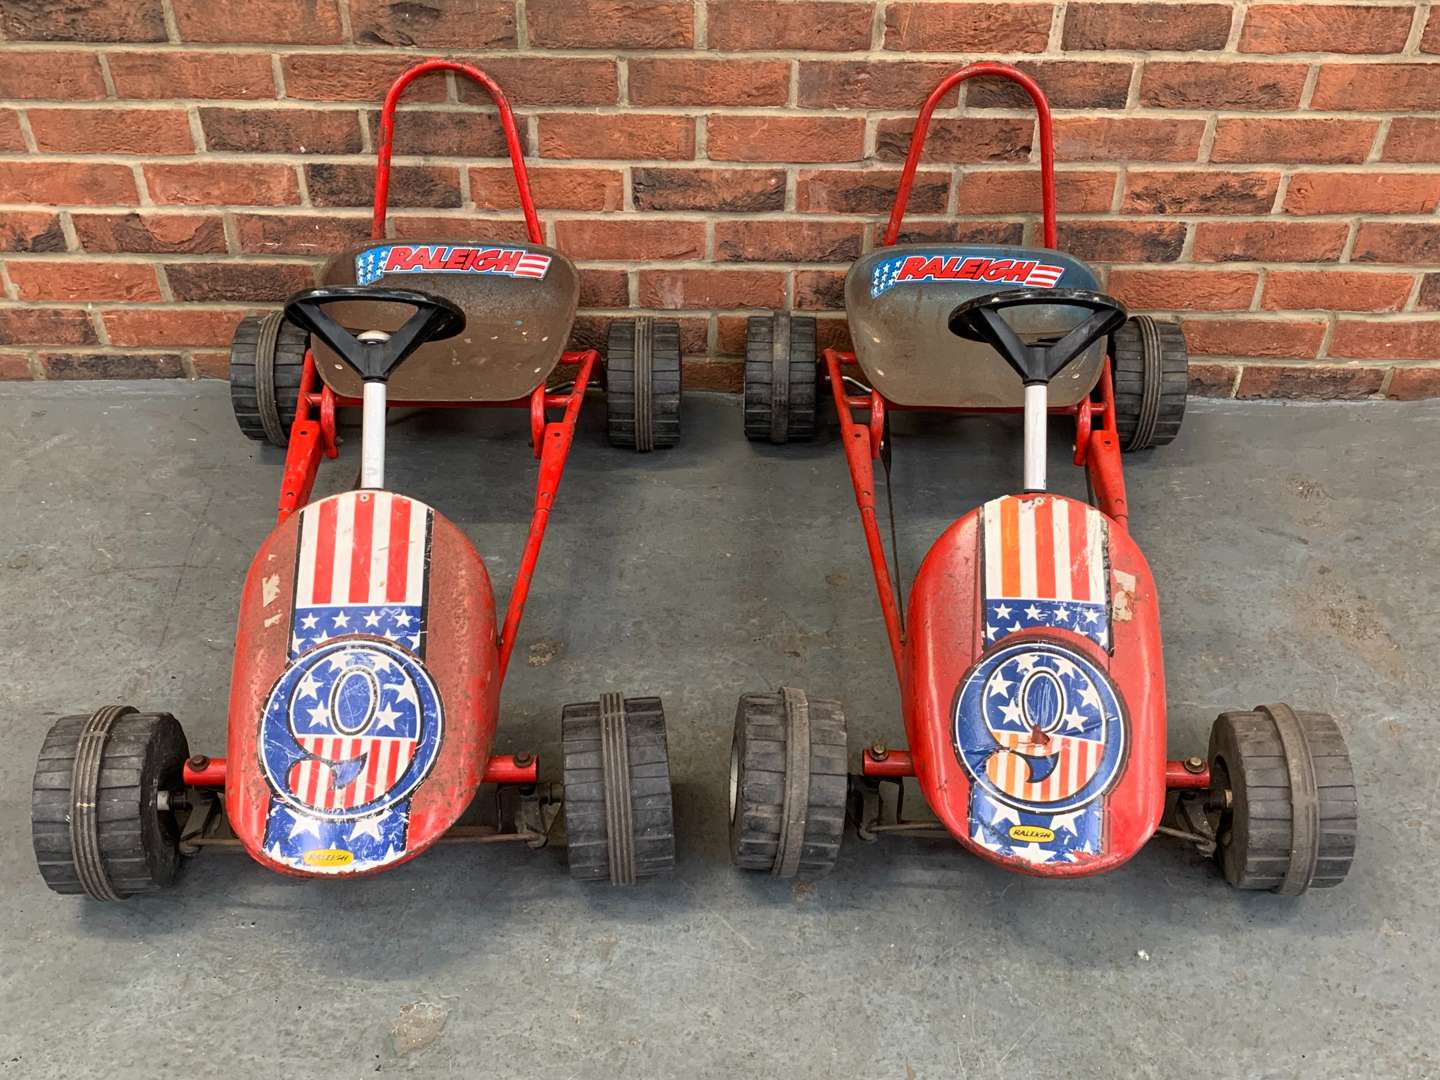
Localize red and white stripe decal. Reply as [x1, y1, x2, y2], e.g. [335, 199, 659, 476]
[288, 736, 417, 812]
[983, 496, 1107, 603]
[985, 736, 1101, 803]
[514, 253, 552, 279]
[294, 492, 430, 608]
[1025, 264, 1065, 287]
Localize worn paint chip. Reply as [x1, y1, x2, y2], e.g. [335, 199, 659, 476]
[1113, 569, 1137, 622]
[262, 573, 281, 606]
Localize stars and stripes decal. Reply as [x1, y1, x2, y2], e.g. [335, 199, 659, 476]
[355, 244, 551, 287]
[257, 491, 444, 875]
[982, 495, 1111, 651]
[954, 640, 1126, 867]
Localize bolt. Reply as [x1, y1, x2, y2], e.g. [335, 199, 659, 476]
[513, 753, 534, 769]
[188, 754, 210, 770]
[1183, 756, 1205, 774]
[869, 742, 889, 761]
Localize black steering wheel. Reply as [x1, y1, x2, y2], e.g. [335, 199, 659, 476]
[948, 287, 1127, 387]
[283, 286, 465, 383]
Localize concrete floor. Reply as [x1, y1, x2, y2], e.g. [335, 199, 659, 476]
[0, 383, 1437, 1079]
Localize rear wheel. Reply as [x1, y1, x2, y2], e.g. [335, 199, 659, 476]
[31, 707, 190, 900]
[743, 312, 818, 444]
[562, 694, 676, 884]
[1110, 315, 1187, 451]
[1207, 705, 1357, 894]
[230, 312, 308, 447]
[730, 688, 847, 878]
[606, 317, 682, 451]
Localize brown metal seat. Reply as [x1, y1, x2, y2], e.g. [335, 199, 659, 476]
[844, 244, 1105, 408]
[312, 239, 579, 402]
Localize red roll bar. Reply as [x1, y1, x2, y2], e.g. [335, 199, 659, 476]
[372, 59, 542, 244]
[882, 63, 1057, 250]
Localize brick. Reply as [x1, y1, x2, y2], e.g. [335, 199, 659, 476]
[201, 109, 363, 155]
[1353, 223, 1440, 264]
[0, 111, 24, 152]
[1182, 317, 1327, 359]
[0, 1, 166, 42]
[629, 60, 790, 107]
[1331, 319, 1440, 359]
[1055, 222, 1187, 263]
[708, 116, 864, 163]
[365, 110, 520, 158]
[0, 213, 67, 254]
[349, 0, 516, 47]
[1262, 271, 1413, 312]
[29, 108, 194, 155]
[1236, 364, 1384, 399]
[884, 3, 1051, 51]
[708, 1, 873, 50]
[683, 356, 745, 391]
[101, 308, 248, 348]
[794, 270, 846, 311]
[9, 262, 161, 302]
[0, 52, 106, 100]
[1426, 9, 1440, 53]
[0, 308, 98, 346]
[387, 216, 533, 244]
[539, 115, 694, 161]
[552, 219, 706, 261]
[1063, 3, 1232, 50]
[165, 262, 318, 303]
[1053, 117, 1205, 163]
[471, 167, 624, 211]
[714, 220, 865, 263]
[526, 0, 694, 48]
[876, 117, 1034, 164]
[171, 0, 343, 43]
[1381, 119, 1440, 163]
[638, 269, 786, 310]
[1186, 362, 1239, 396]
[454, 58, 620, 106]
[1284, 173, 1440, 215]
[797, 61, 955, 109]
[41, 353, 185, 379]
[281, 54, 449, 103]
[1416, 274, 1440, 310]
[966, 62, 1134, 109]
[1140, 63, 1307, 110]
[1124, 171, 1279, 215]
[958, 170, 1119, 214]
[0, 353, 32, 380]
[306, 163, 461, 208]
[1386, 367, 1440, 399]
[578, 269, 629, 308]
[109, 51, 275, 100]
[1109, 269, 1258, 311]
[74, 213, 227, 255]
[1240, 5, 1412, 54]
[1193, 220, 1348, 263]
[797, 169, 947, 214]
[145, 163, 300, 207]
[1312, 65, 1440, 111]
[877, 221, 1026, 246]
[191, 351, 230, 379]
[234, 213, 371, 255]
[632, 168, 786, 212]
[1210, 119, 1379, 165]
[0, 162, 138, 206]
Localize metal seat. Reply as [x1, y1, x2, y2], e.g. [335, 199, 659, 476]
[312, 239, 580, 403]
[844, 244, 1104, 408]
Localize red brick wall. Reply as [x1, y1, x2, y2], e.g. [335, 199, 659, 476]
[1, 1, 1438, 399]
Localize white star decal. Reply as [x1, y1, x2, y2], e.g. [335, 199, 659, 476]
[300, 613, 319, 630]
[332, 611, 350, 629]
[987, 674, 1012, 698]
[999, 700, 1023, 727]
[291, 634, 306, 654]
[1078, 683, 1103, 711]
[386, 678, 419, 708]
[1062, 709, 1088, 732]
[1052, 656, 1077, 679]
[393, 611, 414, 628]
[993, 603, 1012, 620]
[407, 633, 421, 650]
[1083, 608, 1100, 624]
[1009, 842, 1057, 866]
[1053, 605, 1070, 623]
[307, 702, 332, 728]
[363, 609, 381, 628]
[297, 672, 322, 701]
[1050, 808, 1086, 836]
[1014, 653, 1040, 673]
[988, 799, 1021, 827]
[373, 703, 401, 730]
[348, 813, 386, 842]
[1024, 603, 1043, 621]
[1008, 621, 1023, 635]
[985, 624, 999, 640]
[287, 811, 322, 841]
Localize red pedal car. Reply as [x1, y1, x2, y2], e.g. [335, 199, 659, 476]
[729, 64, 1358, 894]
[31, 61, 676, 899]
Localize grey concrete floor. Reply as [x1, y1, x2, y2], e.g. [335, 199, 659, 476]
[0, 383, 1437, 1080]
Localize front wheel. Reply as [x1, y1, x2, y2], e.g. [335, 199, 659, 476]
[1110, 315, 1187, 451]
[606, 317, 682, 451]
[743, 312, 818, 444]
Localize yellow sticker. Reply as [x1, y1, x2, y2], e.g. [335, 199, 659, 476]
[303, 848, 355, 868]
[1008, 824, 1055, 844]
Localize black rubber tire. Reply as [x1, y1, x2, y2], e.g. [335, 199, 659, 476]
[1208, 706, 1357, 894]
[562, 695, 676, 883]
[729, 689, 847, 877]
[230, 312, 309, 447]
[743, 313, 818, 444]
[32, 708, 190, 900]
[1110, 315, 1188, 451]
[606, 317, 682, 451]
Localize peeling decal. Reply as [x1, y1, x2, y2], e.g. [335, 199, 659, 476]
[954, 640, 1126, 866]
[355, 244, 551, 287]
[1112, 568, 1137, 622]
[871, 252, 1065, 299]
[262, 573, 281, 606]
